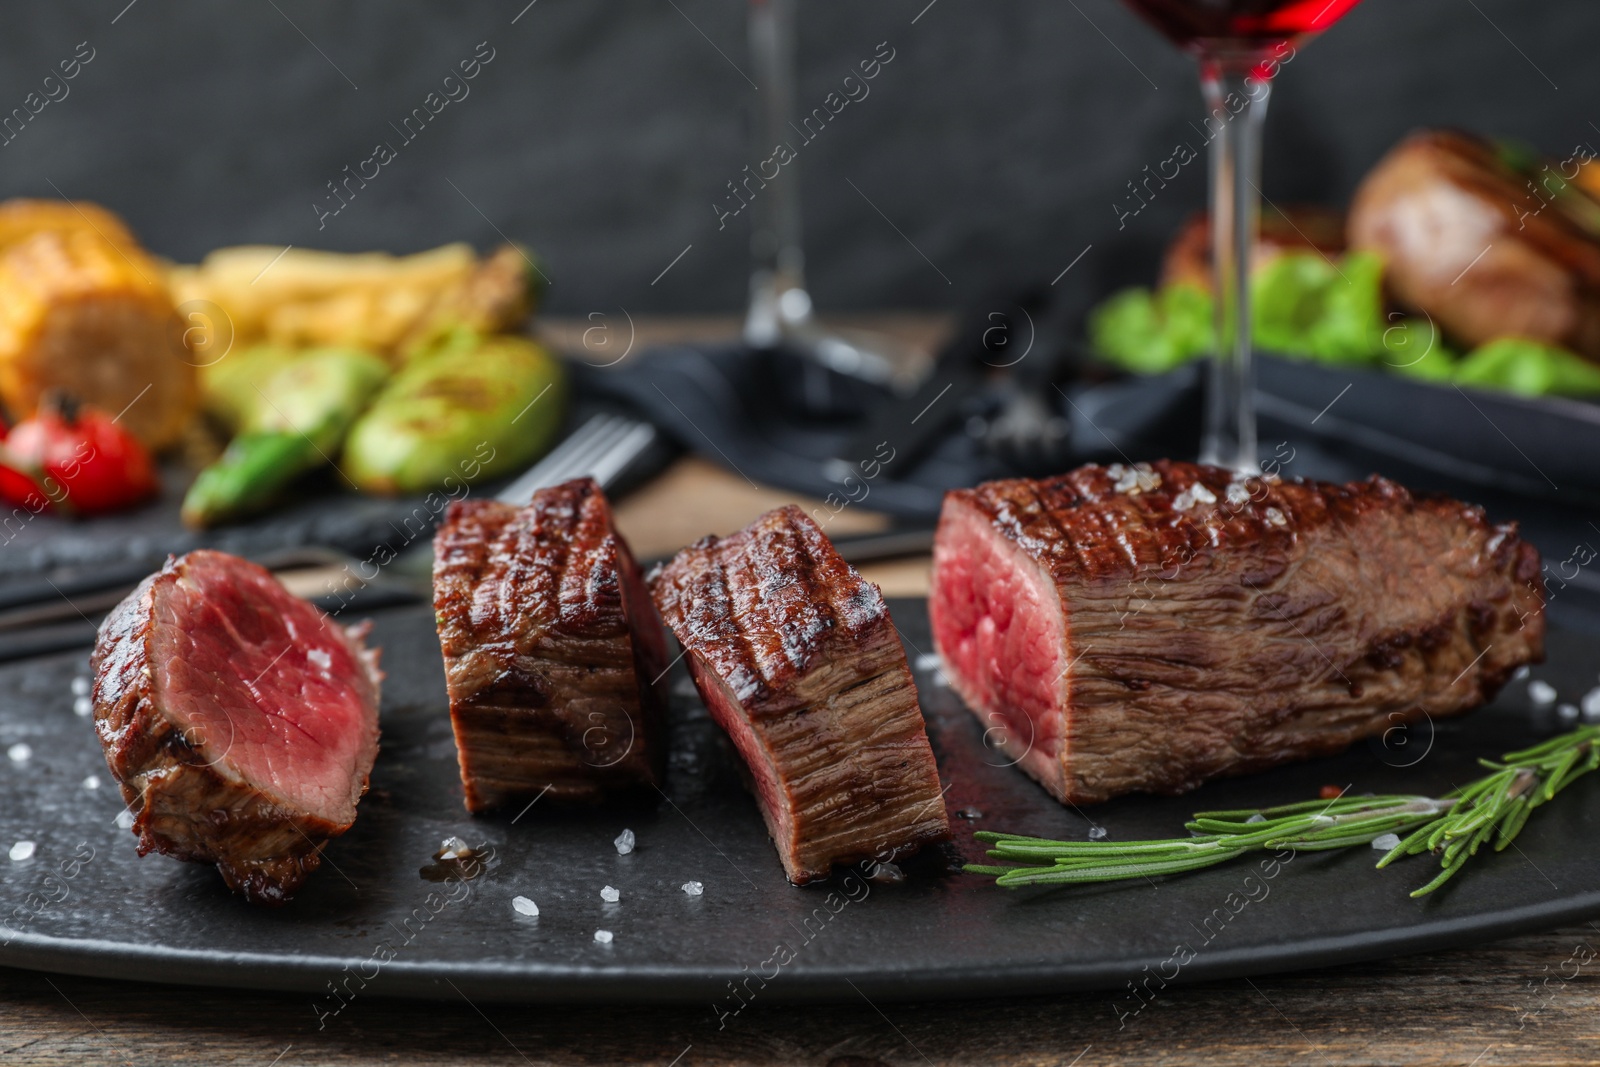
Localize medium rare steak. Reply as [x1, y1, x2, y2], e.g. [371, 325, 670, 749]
[930, 461, 1545, 805]
[92, 549, 382, 904]
[433, 478, 667, 811]
[650, 505, 950, 885]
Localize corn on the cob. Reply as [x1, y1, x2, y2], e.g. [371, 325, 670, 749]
[0, 224, 196, 450]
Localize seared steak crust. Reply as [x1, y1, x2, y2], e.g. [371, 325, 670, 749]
[930, 461, 1545, 805]
[433, 478, 666, 811]
[650, 505, 949, 885]
[92, 550, 382, 905]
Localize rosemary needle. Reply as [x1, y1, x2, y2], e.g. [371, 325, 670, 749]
[967, 725, 1599, 898]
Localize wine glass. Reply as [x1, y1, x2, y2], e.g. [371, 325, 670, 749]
[1120, 0, 1365, 472]
[744, 0, 912, 405]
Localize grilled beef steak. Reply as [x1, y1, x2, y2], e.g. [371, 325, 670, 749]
[433, 478, 667, 811]
[92, 549, 382, 904]
[1349, 129, 1600, 360]
[930, 461, 1545, 805]
[650, 506, 950, 885]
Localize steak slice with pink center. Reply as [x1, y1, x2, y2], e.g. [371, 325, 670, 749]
[930, 461, 1546, 805]
[433, 478, 667, 811]
[92, 549, 382, 905]
[650, 505, 949, 885]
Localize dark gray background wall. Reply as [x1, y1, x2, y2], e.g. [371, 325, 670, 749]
[0, 1, 1592, 315]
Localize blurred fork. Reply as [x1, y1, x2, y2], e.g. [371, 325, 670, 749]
[497, 412, 659, 506]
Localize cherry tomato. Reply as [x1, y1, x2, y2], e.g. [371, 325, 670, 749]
[0, 394, 159, 515]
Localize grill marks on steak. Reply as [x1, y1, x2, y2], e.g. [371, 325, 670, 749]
[433, 479, 667, 811]
[650, 506, 949, 885]
[930, 461, 1546, 805]
[92, 550, 382, 904]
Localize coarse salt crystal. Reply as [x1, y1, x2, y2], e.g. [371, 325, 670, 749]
[306, 648, 332, 670]
[1528, 680, 1558, 707]
[9, 841, 34, 862]
[512, 895, 539, 917]
[82, 776, 100, 791]
[1264, 507, 1287, 527]
[7, 743, 31, 763]
[1087, 826, 1108, 841]
[438, 835, 468, 860]
[594, 929, 614, 944]
[614, 829, 635, 855]
[1172, 483, 1217, 512]
[1512, 665, 1530, 682]
[70, 676, 89, 696]
[1558, 703, 1581, 724]
[682, 881, 704, 896]
[1113, 463, 1160, 494]
[600, 885, 620, 903]
[1246, 814, 1267, 824]
[1311, 815, 1335, 827]
[1372, 833, 1402, 851]
[73, 696, 92, 717]
[1225, 483, 1251, 508]
[115, 810, 135, 830]
[1581, 687, 1600, 723]
[914, 653, 942, 672]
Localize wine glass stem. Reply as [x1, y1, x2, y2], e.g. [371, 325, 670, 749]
[1198, 60, 1270, 474]
[745, 0, 810, 347]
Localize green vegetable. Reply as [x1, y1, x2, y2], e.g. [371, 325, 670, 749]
[1454, 337, 1600, 398]
[342, 333, 565, 495]
[182, 346, 390, 527]
[967, 726, 1599, 898]
[198, 344, 300, 432]
[1379, 318, 1458, 382]
[1251, 251, 1387, 364]
[1088, 283, 1213, 374]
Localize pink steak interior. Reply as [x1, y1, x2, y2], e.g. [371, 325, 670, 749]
[149, 551, 379, 825]
[929, 498, 1068, 770]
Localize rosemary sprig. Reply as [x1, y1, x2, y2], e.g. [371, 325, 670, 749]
[967, 725, 1600, 898]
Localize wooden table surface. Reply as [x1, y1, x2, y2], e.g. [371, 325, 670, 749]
[3, 316, 1597, 1067]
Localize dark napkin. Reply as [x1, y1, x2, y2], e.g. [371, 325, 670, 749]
[571, 343, 1008, 520]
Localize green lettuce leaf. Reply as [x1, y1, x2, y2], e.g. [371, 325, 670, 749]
[1088, 283, 1213, 375]
[1455, 337, 1600, 397]
[1251, 251, 1387, 364]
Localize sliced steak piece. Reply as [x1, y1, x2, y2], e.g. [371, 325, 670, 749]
[92, 549, 382, 905]
[433, 478, 667, 811]
[650, 505, 949, 885]
[930, 461, 1545, 805]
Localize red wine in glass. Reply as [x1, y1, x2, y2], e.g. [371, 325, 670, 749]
[1118, 0, 1365, 472]
[1123, 0, 1364, 50]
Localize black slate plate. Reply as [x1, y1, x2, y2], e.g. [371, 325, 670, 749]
[0, 600, 1596, 1004]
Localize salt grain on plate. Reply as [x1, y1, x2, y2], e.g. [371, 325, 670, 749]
[614, 829, 635, 855]
[70, 676, 89, 696]
[115, 810, 135, 830]
[1372, 833, 1402, 851]
[1557, 703, 1581, 724]
[914, 653, 942, 672]
[438, 835, 468, 860]
[9, 841, 34, 862]
[82, 776, 100, 791]
[73, 696, 92, 718]
[512, 895, 539, 917]
[682, 881, 704, 897]
[1512, 665, 1530, 682]
[1087, 826, 1108, 841]
[1580, 687, 1600, 723]
[7, 742, 31, 763]
[600, 885, 620, 903]
[594, 929, 614, 944]
[1528, 680, 1558, 707]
